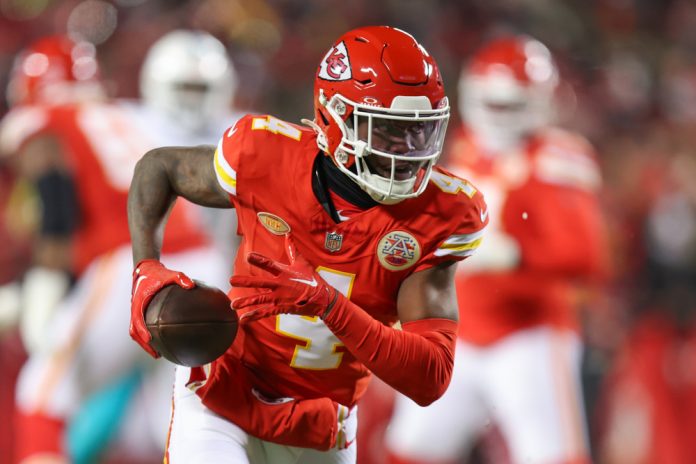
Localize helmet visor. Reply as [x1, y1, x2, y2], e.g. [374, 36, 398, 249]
[353, 112, 447, 180]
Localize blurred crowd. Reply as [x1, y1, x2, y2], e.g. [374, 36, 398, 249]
[2, 0, 696, 463]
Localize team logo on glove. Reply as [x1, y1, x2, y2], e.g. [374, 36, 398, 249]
[376, 230, 421, 271]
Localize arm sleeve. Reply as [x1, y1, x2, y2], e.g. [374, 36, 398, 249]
[323, 298, 457, 406]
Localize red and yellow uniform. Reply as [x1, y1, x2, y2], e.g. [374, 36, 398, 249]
[4, 101, 227, 463]
[0, 102, 207, 274]
[447, 126, 608, 345]
[204, 113, 486, 417]
[384, 126, 608, 464]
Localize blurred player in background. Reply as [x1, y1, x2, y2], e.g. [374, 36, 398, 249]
[595, 149, 696, 463]
[0, 157, 34, 464]
[386, 35, 608, 464]
[128, 25, 488, 464]
[1, 31, 239, 463]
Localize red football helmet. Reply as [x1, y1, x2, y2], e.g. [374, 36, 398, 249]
[310, 26, 450, 204]
[6, 35, 103, 107]
[459, 35, 558, 151]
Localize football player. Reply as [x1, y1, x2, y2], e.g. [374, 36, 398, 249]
[385, 35, 608, 464]
[128, 25, 488, 463]
[4, 32, 323, 464]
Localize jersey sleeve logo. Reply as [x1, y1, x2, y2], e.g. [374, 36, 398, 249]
[257, 212, 291, 235]
[376, 230, 421, 271]
[318, 41, 352, 81]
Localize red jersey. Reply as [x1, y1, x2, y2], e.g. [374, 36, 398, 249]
[205, 114, 487, 409]
[446, 126, 608, 345]
[0, 102, 207, 274]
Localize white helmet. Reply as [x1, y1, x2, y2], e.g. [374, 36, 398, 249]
[140, 30, 236, 132]
[459, 35, 558, 152]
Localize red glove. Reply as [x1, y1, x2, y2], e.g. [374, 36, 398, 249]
[130, 259, 195, 357]
[230, 234, 339, 321]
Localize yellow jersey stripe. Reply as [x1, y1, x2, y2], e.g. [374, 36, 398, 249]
[438, 237, 483, 252]
[434, 247, 478, 258]
[441, 229, 486, 247]
[213, 145, 237, 195]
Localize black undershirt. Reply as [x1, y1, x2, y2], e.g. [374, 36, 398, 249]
[311, 153, 377, 223]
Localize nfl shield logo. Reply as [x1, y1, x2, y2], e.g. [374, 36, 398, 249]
[325, 232, 343, 252]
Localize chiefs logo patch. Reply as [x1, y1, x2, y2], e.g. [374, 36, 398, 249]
[257, 212, 291, 235]
[318, 41, 352, 81]
[376, 231, 421, 271]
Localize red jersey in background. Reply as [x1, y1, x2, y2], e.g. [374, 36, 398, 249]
[446, 126, 608, 345]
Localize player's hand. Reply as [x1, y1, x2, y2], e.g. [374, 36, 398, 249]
[130, 259, 195, 358]
[230, 234, 339, 321]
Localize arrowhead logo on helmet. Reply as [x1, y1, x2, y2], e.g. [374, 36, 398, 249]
[319, 42, 352, 81]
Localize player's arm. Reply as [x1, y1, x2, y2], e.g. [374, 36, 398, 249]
[128, 144, 231, 264]
[128, 144, 231, 357]
[318, 262, 458, 406]
[232, 235, 461, 407]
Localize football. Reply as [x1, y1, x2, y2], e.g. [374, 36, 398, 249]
[145, 281, 238, 367]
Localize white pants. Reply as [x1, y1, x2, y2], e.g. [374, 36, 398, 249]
[386, 327, 588, 464]
[167, 366, 358, 464]
[15, 244, 230, 457]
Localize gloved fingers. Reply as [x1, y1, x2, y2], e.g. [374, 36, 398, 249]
[128, 322, 160, 359]
[174, 272, 195, 289]
[246, 252, 286, 276]
[284, 233, 313, 268]
[238, 305, 281, 321]
[231, 293, 275, 310]
[230, 275, 278, 290]
[284, 233, 297, 264]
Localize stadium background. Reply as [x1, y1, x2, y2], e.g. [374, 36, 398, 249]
[2, 0, 696, 462]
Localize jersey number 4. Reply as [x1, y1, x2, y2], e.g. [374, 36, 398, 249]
[252, 116, 302, 141]
[430, 171, 477, 198]
[276, 268, 355, 370]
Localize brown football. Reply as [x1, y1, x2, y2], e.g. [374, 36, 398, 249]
[145, 281, 238, 367]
